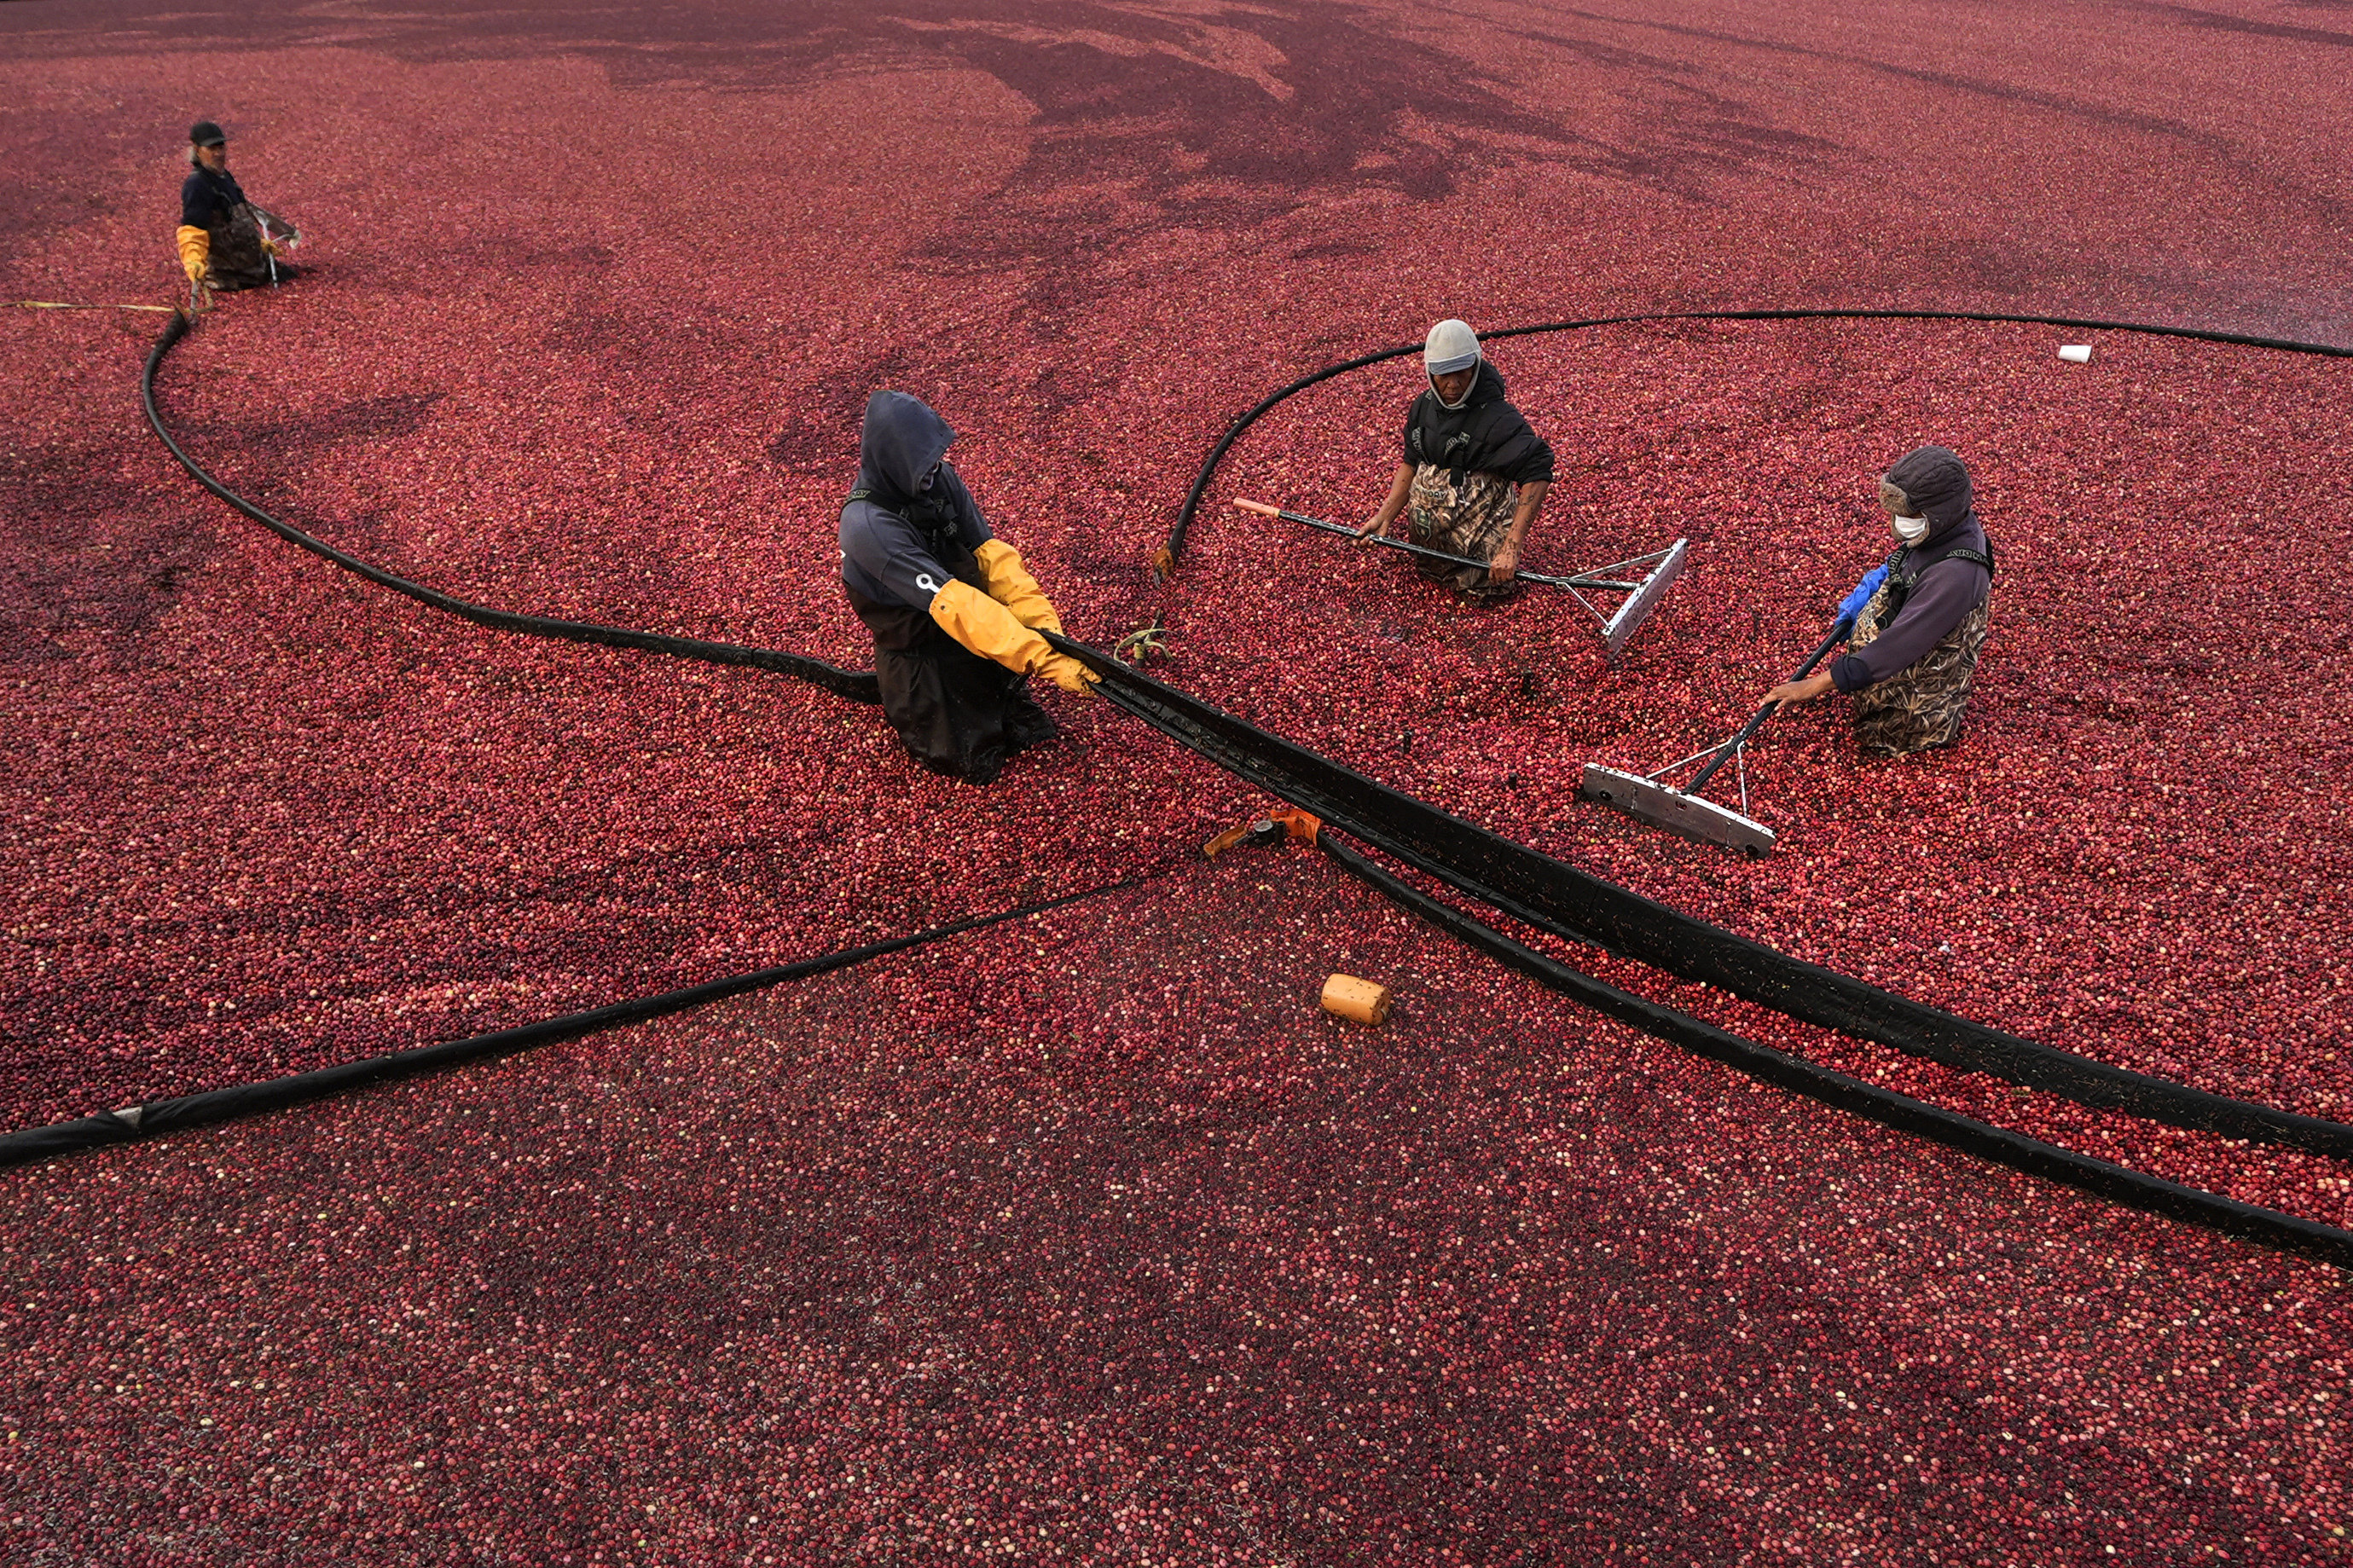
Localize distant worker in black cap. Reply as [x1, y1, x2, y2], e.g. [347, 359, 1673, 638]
[1355, 317, 1554, 604]
[838, 390, 1098, 784]
[1765, 445, 1996, 755]
[176, 120, 298, 307]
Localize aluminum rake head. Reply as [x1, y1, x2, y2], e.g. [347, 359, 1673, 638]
[1578, 764, 1777, 857]
[1597, 539, 1687, 659]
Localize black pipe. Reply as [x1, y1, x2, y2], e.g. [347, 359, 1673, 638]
[1, 876, 1156, 1168]
[142, 314, 882, 703]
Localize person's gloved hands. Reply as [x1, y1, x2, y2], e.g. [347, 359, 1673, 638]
[1835, 564, 1889, 628]
[176, 225, 211, 284]
[972, 539, 1063, 633]
[1038, 653, 1101, 696]
[929, 578, 1103, 695]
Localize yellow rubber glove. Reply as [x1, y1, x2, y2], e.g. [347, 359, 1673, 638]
[972, 539, 1063, 633]
[929, 579, 1099, 694]
[176, 225, 211, 282]
[1036, 652, 1100, 695]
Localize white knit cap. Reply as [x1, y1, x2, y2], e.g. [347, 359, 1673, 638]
[1423, 318, 1481, 376]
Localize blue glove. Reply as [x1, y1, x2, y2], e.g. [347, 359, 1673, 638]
[1834, 564, 1888, 628]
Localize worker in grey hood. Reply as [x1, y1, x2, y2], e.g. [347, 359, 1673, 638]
[1356, 318, 1555, 604]
[1765, 445, 1996, 755]
[838, 390, 1095, 784]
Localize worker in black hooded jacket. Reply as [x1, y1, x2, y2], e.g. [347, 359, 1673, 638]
[175, 120, 296, 305]
[1357, 318, 1554, 604]
[838, 391, 1097, 784]
[1766, 445, 1996, 755]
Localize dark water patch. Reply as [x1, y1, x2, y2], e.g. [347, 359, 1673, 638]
[0, 440, 221, 660]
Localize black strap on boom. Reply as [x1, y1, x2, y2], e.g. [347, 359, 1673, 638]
[1051, 633, 2353, 1164]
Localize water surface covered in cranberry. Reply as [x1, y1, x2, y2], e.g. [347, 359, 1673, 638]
[3, 0, 2349, 1559]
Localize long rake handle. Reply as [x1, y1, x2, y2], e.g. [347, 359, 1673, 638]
[1684, 616, 1852, 795]
[1233, 498, 1584, 589]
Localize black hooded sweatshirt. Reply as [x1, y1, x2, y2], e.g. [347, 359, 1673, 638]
[1829, 445, 1994, 691]
[180, 164, 249, 229]
[835, 391, 1053, 784]
[1400, 360, 1555, 487]
[839, 391, 994, 612]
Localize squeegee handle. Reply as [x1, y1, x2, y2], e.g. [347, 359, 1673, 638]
[1234, 497, 1580, 588]
[1684, 616, 1852, 795]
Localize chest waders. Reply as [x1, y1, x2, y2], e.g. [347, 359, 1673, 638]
[1850, 537, 1997, 757]
[1873, 536, 1997, 623]
[201, 203, 276, 292]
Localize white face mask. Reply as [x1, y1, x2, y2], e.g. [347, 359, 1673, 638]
[1891, 512, 1930, 545]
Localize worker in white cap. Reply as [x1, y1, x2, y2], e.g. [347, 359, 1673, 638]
[1356, 319, 1554, 603]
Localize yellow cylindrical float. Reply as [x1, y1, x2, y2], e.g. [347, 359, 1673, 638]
[1320, 973, 1393, 1026]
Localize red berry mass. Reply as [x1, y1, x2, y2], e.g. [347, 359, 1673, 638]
[2, 0, 2349, 1561]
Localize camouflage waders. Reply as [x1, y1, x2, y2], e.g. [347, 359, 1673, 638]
[1849, 588, 1991, 756]
[203, 203, 277, 292]
[1406, 462, 1522, 605]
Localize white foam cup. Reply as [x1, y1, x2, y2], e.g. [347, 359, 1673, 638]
[2057, 344, 2093, 363]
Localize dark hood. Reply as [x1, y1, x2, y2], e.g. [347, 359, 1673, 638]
[858, 391, 956, 503]
[1885, 445, 1974, 536]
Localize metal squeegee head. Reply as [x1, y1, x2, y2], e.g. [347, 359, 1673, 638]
[1597, 538, 1688, 659]
[1578, 764, 1777, 857]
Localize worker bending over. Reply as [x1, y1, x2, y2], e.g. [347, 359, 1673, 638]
[1357, 318, 1554, 603]
[175, 120, 295, 306]
[1767, 445, 1995, 755]
[839, 391, 1097, 784]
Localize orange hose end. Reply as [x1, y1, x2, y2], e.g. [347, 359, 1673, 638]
[1232, 498, 1279, 518]
[1268, 807, 1322, 845]
[1201, 823, 1255, 859]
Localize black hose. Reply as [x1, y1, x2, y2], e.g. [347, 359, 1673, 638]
[1163, 305, 2351, 567]
[1, 876, 1153, 1168]
[142, 313, 881, 703]
[1314, 832, 2353, 1270]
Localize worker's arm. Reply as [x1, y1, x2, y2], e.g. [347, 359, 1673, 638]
[1828, 560, 1990, 693]
[1488, 479, 1550, 583]
[972, 539, 1062, 633]
[929, 579, 1096, 694]
[176, 225, 211, 281]
[1356, 462, 1416, 543]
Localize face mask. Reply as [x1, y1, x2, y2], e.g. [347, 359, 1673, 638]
[1891, 512, 1930, 545]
